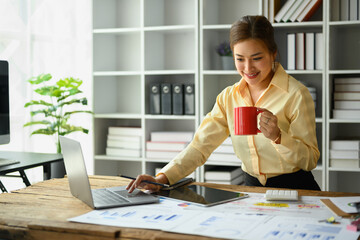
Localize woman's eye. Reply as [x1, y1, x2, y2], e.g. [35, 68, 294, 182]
[253, 57, 263, 61]
[236, 58, 244, 62]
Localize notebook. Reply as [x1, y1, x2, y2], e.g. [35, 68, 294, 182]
[59, 136, 159, 209]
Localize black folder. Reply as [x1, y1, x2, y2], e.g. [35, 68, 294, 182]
[184, 84, 195, 115]
[161, 83, 172, 115]
[172, 83, 184, 115]
[149, 83, 161, 114]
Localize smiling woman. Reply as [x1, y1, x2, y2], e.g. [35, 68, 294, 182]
[127, 15, 321, 193]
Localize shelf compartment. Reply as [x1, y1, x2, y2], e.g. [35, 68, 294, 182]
[93, 32, 141, 72]
[329, 25, 360, 70]
[93, 75, 141, 114]
[202, 0, 259, 25]
[94, 118, 142, 156]
[202, 29, 233, 71]
[328, 171, 360, 193]
[144, 30, 196, 71]
[93, 0, 140, 29]
[144, 0, 196, 27]
[201, 74, 239, 115]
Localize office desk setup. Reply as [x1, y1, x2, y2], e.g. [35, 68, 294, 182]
[0, 175, 359, 240]
[0, 151, 63, 192]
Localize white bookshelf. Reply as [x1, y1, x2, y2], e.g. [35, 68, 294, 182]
[92, 0, 360, 192]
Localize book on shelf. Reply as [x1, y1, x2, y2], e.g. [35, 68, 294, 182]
[205, 174, 244, 185]
[282, 0, 307, 22]
[204, 166, 243, 181]
[305, 32, 315, 70]
[107, 139, 141, 150]
[340, 0, 350, 21]
[146, 141, 188, 151]
[145, 150, 180, 159]
[334, 100, 360, 110]
[349, 0, 358, 21]
[296, 32, 305, 70]
[108, 126, 142, 136]
[150, 131, 194, 142]
[335, 84, 360, 92]
[274, 0, 296, 23]
[107, 134, 141, 143]
[155, 168, 195, 179]
[287, 33, 296, 70]
[263, 0, 269, 19]
[334, 78, 360, 84]
[333, 109, 360, 119]
[315, 32, 323, 70]
[106, 147, 141, 158]
[289, 0, 312, 22]
[268, 0, 281, 23]
[207, 152, 240, 162]
[331, 0, 340, 21]
[296, 0, 322, 22]
[329, 149, 360, 160]
[330, 140, 360, 150]
[330, 159, 360, 168]
[334, 92, 360, 100]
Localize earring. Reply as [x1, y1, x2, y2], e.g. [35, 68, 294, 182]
[272, 62, 276, 72]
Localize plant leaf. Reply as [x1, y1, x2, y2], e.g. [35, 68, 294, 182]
[63, 110, 93, 117]
[23, 120, 52, 127]
[24, 100, 53, 107]
[30, 128, 56, 135]
[28, 73, 52, 84]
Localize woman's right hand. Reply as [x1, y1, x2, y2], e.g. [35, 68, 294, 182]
[125, 173, 169, 193]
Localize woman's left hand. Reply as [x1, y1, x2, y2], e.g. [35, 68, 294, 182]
[258, 108, 280, 142]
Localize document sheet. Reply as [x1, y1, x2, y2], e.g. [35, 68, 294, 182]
[69, 192, 360, 240]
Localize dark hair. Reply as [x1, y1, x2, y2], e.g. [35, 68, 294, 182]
[230, 15, 277, 55]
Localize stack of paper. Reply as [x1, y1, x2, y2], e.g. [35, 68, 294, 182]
[146, 131, 193, 160]
[333, 77, 360, 119]
[205, 166, 244, 185]
[329, 140, 360, 168]
[105, 126, 142, 158]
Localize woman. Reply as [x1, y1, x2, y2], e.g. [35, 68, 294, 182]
[127, 15, 320, 193]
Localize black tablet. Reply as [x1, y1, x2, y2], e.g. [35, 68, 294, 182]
[155, 184, 248, 207]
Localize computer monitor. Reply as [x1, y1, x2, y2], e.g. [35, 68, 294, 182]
[0, 60, 10, 145]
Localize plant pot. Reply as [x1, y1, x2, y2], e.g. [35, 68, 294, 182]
[221, 56, 234, 70]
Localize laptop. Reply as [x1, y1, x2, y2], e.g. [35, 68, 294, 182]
[59, 136, 159, 209]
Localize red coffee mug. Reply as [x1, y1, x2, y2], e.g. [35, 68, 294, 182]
[234, 107, 263, 135]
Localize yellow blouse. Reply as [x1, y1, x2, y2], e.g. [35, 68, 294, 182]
[159, 64, 319, 186]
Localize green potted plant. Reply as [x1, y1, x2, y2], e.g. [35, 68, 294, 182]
[24, 73, 92, 153]
[216, 41, 234, 70]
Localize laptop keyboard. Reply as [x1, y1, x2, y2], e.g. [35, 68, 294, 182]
[92, 189, 130, 205]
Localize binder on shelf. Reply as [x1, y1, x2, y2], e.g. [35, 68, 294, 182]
[330, 159, 360, 168]
[305, 32, 315, 70]
[334, 92, 360, 100]
[333, 109, 360, 119]
[329, 149, 360, 160]
[161, 83, 172, 115]
[108, 126, 142, 136]
[184, 84, 195, 115]
[149, 83, 161, 114]
[287, 33, 296, 70]
[172, 83, 184, 115]
[296, 32, 305, 70]
[315, 32, 323, 70]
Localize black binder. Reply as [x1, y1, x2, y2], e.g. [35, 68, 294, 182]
[172, 83, 184, 115]
[149, 83, 160, 114]
[161, 83, 172, 115]
[184, 84, 195, 115]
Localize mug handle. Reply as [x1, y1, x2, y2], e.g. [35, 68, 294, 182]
[256, 109, 264, 133]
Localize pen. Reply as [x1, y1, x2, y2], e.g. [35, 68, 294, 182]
[119, 175, 170, 188]
[349, 201, 360, 212]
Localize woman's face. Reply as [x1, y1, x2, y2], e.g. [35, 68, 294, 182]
[233, 38, 276, 89]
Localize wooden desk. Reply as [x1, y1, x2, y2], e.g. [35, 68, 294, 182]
[0, 151, 63, 192]
[0, 176, 359, 240]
